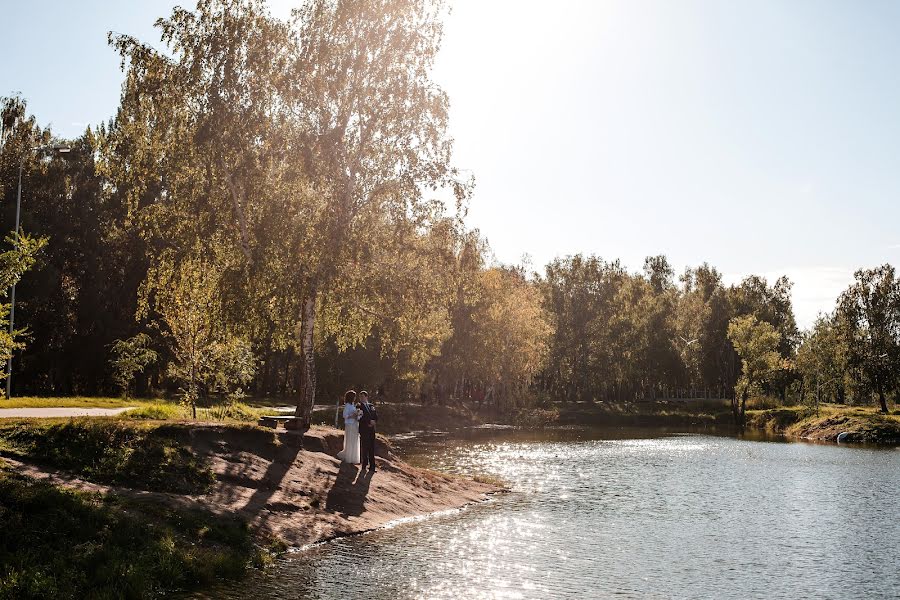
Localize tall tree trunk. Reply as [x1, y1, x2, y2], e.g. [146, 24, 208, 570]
[877, 387, 888, 414]
[739, 388, 748, 429]
[296, 290, 317, 428]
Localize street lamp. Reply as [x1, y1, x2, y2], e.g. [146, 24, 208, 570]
[5, 144, 70, 399]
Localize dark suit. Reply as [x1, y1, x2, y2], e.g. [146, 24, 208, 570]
[358, 401, 378, 471]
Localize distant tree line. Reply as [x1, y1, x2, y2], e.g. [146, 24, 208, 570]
[1, 1, 897, 420]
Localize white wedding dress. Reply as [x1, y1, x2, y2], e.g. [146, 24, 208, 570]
[336, 402, 360, 464]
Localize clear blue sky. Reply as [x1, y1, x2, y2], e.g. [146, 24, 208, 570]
[3, 0, 900, 328]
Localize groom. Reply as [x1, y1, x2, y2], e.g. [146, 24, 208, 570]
[358, 390, 378, 473]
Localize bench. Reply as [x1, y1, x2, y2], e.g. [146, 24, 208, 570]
[258, 415, 304, 430]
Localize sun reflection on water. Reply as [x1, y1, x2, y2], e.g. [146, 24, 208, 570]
[201, 429, 900, 600]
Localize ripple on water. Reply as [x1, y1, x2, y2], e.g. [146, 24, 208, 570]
[199, 430, 900, 600]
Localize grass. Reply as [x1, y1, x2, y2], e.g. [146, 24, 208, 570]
[745, 405, 808, 432]
[1, 397, 278, 424]
[0, 420, 215, 494]
[122, 403, 185, 420]
[0, 396, 158, 409]
[0, 469, 272, 599]
[747, 403, 900, 443]
[786, 404, 900, 443]
[123, 401, 267, 423]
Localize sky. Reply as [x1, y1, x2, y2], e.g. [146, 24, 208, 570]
[3, 0, 900, 328]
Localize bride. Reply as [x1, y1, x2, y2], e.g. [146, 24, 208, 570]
[336, 390, 361, 464]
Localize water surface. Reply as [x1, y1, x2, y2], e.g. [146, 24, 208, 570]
[202, 427, 900, 599]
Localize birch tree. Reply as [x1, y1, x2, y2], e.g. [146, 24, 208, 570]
[284, 0, 468, 424]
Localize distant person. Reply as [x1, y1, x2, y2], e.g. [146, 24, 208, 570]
[358, 390, 378, 472]
[336, 390, 361, 464]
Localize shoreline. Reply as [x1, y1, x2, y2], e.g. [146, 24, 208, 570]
[0, 420, 501, 597]
[1, 423, 502, 547]
[339, 400, 900, 447]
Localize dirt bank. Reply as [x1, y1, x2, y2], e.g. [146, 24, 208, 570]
[746, 406, 900, 444]
[4, 423, 499, 547]
[785, 413, 900, 444]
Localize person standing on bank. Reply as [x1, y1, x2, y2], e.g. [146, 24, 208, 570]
[358, 390, 378, 472]
[336, 390, 361, 464]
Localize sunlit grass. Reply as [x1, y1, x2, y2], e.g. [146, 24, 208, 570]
[747, 402, 900, 442]
[0, 396, 161, 409]
[1, 397, 277, 424]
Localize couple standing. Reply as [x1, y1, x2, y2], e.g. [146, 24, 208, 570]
[337, 389, 379, 472]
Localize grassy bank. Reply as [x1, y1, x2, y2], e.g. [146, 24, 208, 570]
[0, 468, 274, 599]
[1, 396, 270, 423]
[0, 396, 154, 409]
[0, 420, 286, 599]
[0, 419, 215, 493]
[0, 417, 495, 597]
[748, 404, 900, 444]
[552, 399, 734, 428]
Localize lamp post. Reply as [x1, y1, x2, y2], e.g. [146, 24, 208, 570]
[5, 144, 70, 399]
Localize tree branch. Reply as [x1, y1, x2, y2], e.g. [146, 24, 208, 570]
[219, 160, 253, 264]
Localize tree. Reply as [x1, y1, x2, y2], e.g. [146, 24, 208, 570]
[729, 275, 799, 401]
[0, 233, 47, 387]
[109, 0, 466, 425]
[283, 0, 467, 425]
[836, 265, 900, 413]
[541, 255, 628, 401]
[143, 248, 255, 417]
[727, 314, 783, 426]
[433, 263, 551, 407]
[109, 334, 157, 398]
[675, 263, 732, 394]
[795, 314, 850, 406]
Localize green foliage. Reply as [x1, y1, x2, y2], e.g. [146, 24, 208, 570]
[538, 255, 805, 406]
[104, 0, 469, 426]
[0, 471, 264, 599]
[0, 420, 214, 494]
[727, 314, 783, 425]
[8, 4, 895, 419]
[835, 264, 900, 413]
[432, 259, 551, 407]
[109, 333, 157, 398]
[144, 253, 257, 414]
[0, 233, 48, 384]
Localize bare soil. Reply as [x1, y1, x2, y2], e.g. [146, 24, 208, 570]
[5, 424, 499, 547]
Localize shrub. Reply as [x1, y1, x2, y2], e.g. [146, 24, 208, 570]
[109, 333, 157, 399]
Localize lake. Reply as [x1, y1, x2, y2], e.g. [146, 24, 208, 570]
[199, 427, 900, 599]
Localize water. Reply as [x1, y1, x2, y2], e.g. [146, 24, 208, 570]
[204, 427, 900, 599]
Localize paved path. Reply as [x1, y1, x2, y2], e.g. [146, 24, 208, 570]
[0, 407, 135, 419]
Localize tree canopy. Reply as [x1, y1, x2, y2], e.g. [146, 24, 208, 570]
[1, 1, 897, 419]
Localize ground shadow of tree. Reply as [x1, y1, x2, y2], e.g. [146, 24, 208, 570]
[237, 435, 304, 517]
